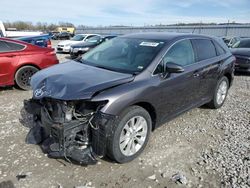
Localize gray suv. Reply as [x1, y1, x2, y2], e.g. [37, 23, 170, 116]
[24, 33, 235, 165]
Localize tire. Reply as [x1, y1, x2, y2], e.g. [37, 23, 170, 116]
[15, 66, 39, 90]
[107, 106, 152, 163]
[207, 76, 229, 109]
[70, 53, 78, 59]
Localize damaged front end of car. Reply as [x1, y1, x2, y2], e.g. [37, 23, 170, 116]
[24, 98, 116, 165]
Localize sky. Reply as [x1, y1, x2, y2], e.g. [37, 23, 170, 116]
[1, 0, 250, 26]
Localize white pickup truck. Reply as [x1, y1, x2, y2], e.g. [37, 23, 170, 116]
[0, 21, 42, 37]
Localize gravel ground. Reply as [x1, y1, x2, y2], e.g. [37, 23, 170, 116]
[0, 40, 249, 188]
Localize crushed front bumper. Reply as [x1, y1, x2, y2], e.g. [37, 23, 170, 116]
[24, 98, 116, 165]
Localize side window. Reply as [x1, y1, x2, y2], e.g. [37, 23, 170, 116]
[86, 35, 96, 39]
[87, 35, 101, 42]
[163, 39, 195, 66]
[154, 40, 194, 74]
[5, 41, 25, 51]
[192, 39, 217, 61]
[213, 41, 226, 56]
[0, 41, 10, 52]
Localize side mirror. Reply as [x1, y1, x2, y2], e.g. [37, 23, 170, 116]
[162, 62, 184, 78]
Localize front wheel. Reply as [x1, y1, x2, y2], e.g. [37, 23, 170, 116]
[107, 106, 152, 163]
[15, 66, 39, 90]
[207, 76, 229, 109]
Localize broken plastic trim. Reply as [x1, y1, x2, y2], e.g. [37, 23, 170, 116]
[24, 98, 115, 165]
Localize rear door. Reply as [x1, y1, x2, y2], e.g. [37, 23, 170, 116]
[0, 41, 23, 85]
[191, 39, 223, 101]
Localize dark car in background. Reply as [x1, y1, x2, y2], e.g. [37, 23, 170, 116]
[231, 38, 250, 73]
[24, 33, 234, 165]
[17, 34, 52, 48]
[0, 37, 58, 90]
[232, 38, 250, 48]
[70, 35, 117, 58]
[48, 31, 59, 39]
[52, 32, 71, 40]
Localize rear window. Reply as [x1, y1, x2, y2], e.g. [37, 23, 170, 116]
[0, 41, 25, 52]
[0, 41, 10, 52]
[213, 41, 226, 56]
[192, 39, 217, 61]
[6, 41, 25, 51]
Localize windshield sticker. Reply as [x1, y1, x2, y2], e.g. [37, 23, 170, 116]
[140, 42, 159, 47]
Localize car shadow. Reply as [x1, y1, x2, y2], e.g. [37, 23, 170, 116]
[199, 104, 211, 109]
[0, 86, 17, 92]
[64, 56, 72, 59]
[234, 72, 250, 76]
[56, 52, 68, 54]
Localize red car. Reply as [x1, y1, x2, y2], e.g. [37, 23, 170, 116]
[0, 37, 59, 90]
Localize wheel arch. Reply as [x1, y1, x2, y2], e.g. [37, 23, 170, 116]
[14, 63, 41, 80]
[132, 102, 157, 131]
[224, 72, 233, 87]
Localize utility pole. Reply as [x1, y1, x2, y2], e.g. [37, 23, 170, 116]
[225, 20, 229, 36]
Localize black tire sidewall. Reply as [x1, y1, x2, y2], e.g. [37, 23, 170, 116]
[108, 106, 152, 163]
[15, 66, 38, 90]
[213, 76, 229, 109]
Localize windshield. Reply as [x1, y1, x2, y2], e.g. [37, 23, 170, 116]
[81, 37, 165, 74]
[232, 39, 250, 48]
[71, 35, 86, 41]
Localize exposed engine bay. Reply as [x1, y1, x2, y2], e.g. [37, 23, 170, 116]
[24, 98, 116, 165]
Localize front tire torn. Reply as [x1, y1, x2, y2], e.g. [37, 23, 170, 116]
[23, 98, 115, 165]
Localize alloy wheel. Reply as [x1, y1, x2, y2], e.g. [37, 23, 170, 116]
[119, 116, 148, 156]
[216, 80, 228, 105]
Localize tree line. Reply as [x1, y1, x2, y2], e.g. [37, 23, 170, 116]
[3, 21, 75, 31]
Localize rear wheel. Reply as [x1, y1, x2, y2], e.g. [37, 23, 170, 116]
[15, 66, 39, 90]
[107, 106, 152, 163]
[207, 76, 229, 109]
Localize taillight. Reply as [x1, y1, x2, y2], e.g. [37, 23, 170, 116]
[47, 40, 52, 48]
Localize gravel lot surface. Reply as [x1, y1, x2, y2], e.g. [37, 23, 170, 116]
[0, 40, 249, 188]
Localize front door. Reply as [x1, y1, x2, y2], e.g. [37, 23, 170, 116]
[155, 39, 201, 122]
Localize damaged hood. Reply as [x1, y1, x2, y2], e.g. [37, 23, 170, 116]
[31, 61, 134, 100]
